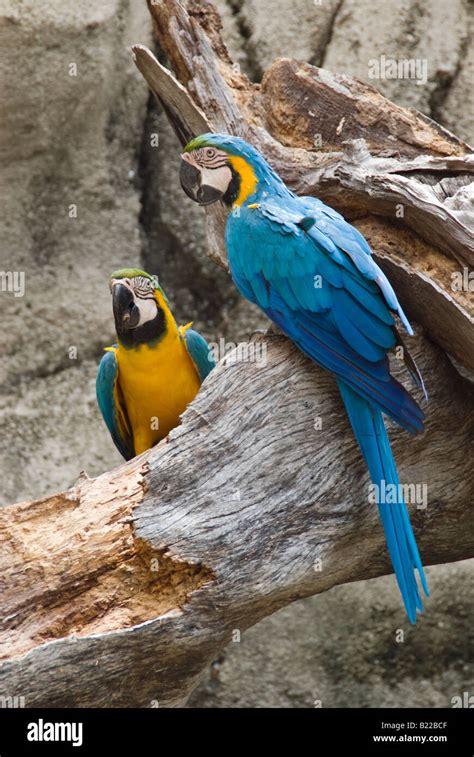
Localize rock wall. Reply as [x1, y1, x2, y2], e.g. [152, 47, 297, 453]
[0, 0, 472, 708]
[0, 0, 152, 500]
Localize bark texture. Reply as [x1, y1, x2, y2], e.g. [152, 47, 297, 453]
[0, 333, 473, 706]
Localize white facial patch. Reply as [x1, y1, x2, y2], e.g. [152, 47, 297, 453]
[112, 276, 159, 328]
[183, 147, 233, 195]
[200, 164, 232, 193]
[136, 295, 158, 326]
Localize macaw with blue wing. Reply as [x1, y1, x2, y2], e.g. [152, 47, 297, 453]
[96, 268, 215, 459]
[179, 134, 429, 623]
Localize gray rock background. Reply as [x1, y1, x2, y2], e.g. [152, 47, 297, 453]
[0, 0, 472, 707]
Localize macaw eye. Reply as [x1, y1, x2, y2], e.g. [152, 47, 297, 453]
[205, 147, 216, 158]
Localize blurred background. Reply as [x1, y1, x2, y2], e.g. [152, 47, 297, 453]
[0, 0, 472, 707]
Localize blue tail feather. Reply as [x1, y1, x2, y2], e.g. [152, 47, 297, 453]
[337, 380, 429, 623]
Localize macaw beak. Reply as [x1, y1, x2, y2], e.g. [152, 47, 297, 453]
[179, 155, 224, 205]
[112, 282, 140, 330]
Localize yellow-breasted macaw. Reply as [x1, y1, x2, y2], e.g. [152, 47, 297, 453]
[179, 134, 429, 623]
[96, 268, 215, 459]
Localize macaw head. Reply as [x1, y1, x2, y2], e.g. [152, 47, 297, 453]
[180, 133, 284, 208]
[109, 268, 170, 347]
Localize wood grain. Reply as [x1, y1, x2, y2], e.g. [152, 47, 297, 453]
[0, 333, 473, 706]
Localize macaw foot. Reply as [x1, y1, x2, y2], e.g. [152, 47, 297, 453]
[266, 322, 283, 336]
[249, 328, 267, 339]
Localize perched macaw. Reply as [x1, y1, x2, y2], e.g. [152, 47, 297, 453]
[96, 268, 215, 459]
[180, 134, 429, 623]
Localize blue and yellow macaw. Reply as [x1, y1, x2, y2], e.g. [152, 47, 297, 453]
[180, 134, 429, 623]
[96, 268, 215, 459]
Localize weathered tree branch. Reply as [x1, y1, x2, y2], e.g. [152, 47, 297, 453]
[1, 0, 473, 708]
[0, 333, 473, 706]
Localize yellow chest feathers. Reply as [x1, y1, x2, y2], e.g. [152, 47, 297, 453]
[116, 327, 200, 452]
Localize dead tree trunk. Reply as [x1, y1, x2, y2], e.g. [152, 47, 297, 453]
[136, 0, 474, 374]
[0, 0, 472, 707]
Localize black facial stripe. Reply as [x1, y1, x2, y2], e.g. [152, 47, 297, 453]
[222, 165, 241, 206]
[201, 158, 228, 169]
[117, 307, 166, 349]
[131, 276, 152, 289]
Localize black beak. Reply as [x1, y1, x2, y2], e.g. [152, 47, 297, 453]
[112, 283, 140, 330]
[179, 159, 223, 206]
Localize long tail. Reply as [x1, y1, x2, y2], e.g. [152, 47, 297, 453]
[337, 380, 429, 623]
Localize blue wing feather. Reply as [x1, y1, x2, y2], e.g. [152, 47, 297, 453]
[268, 302, 423, 432]
[226, 198, 423, 433]
[183, 328, 216, 381]
[341, 269, 396, 323]
[332, 288, 396, 350]
[96, 350, 135, 461]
